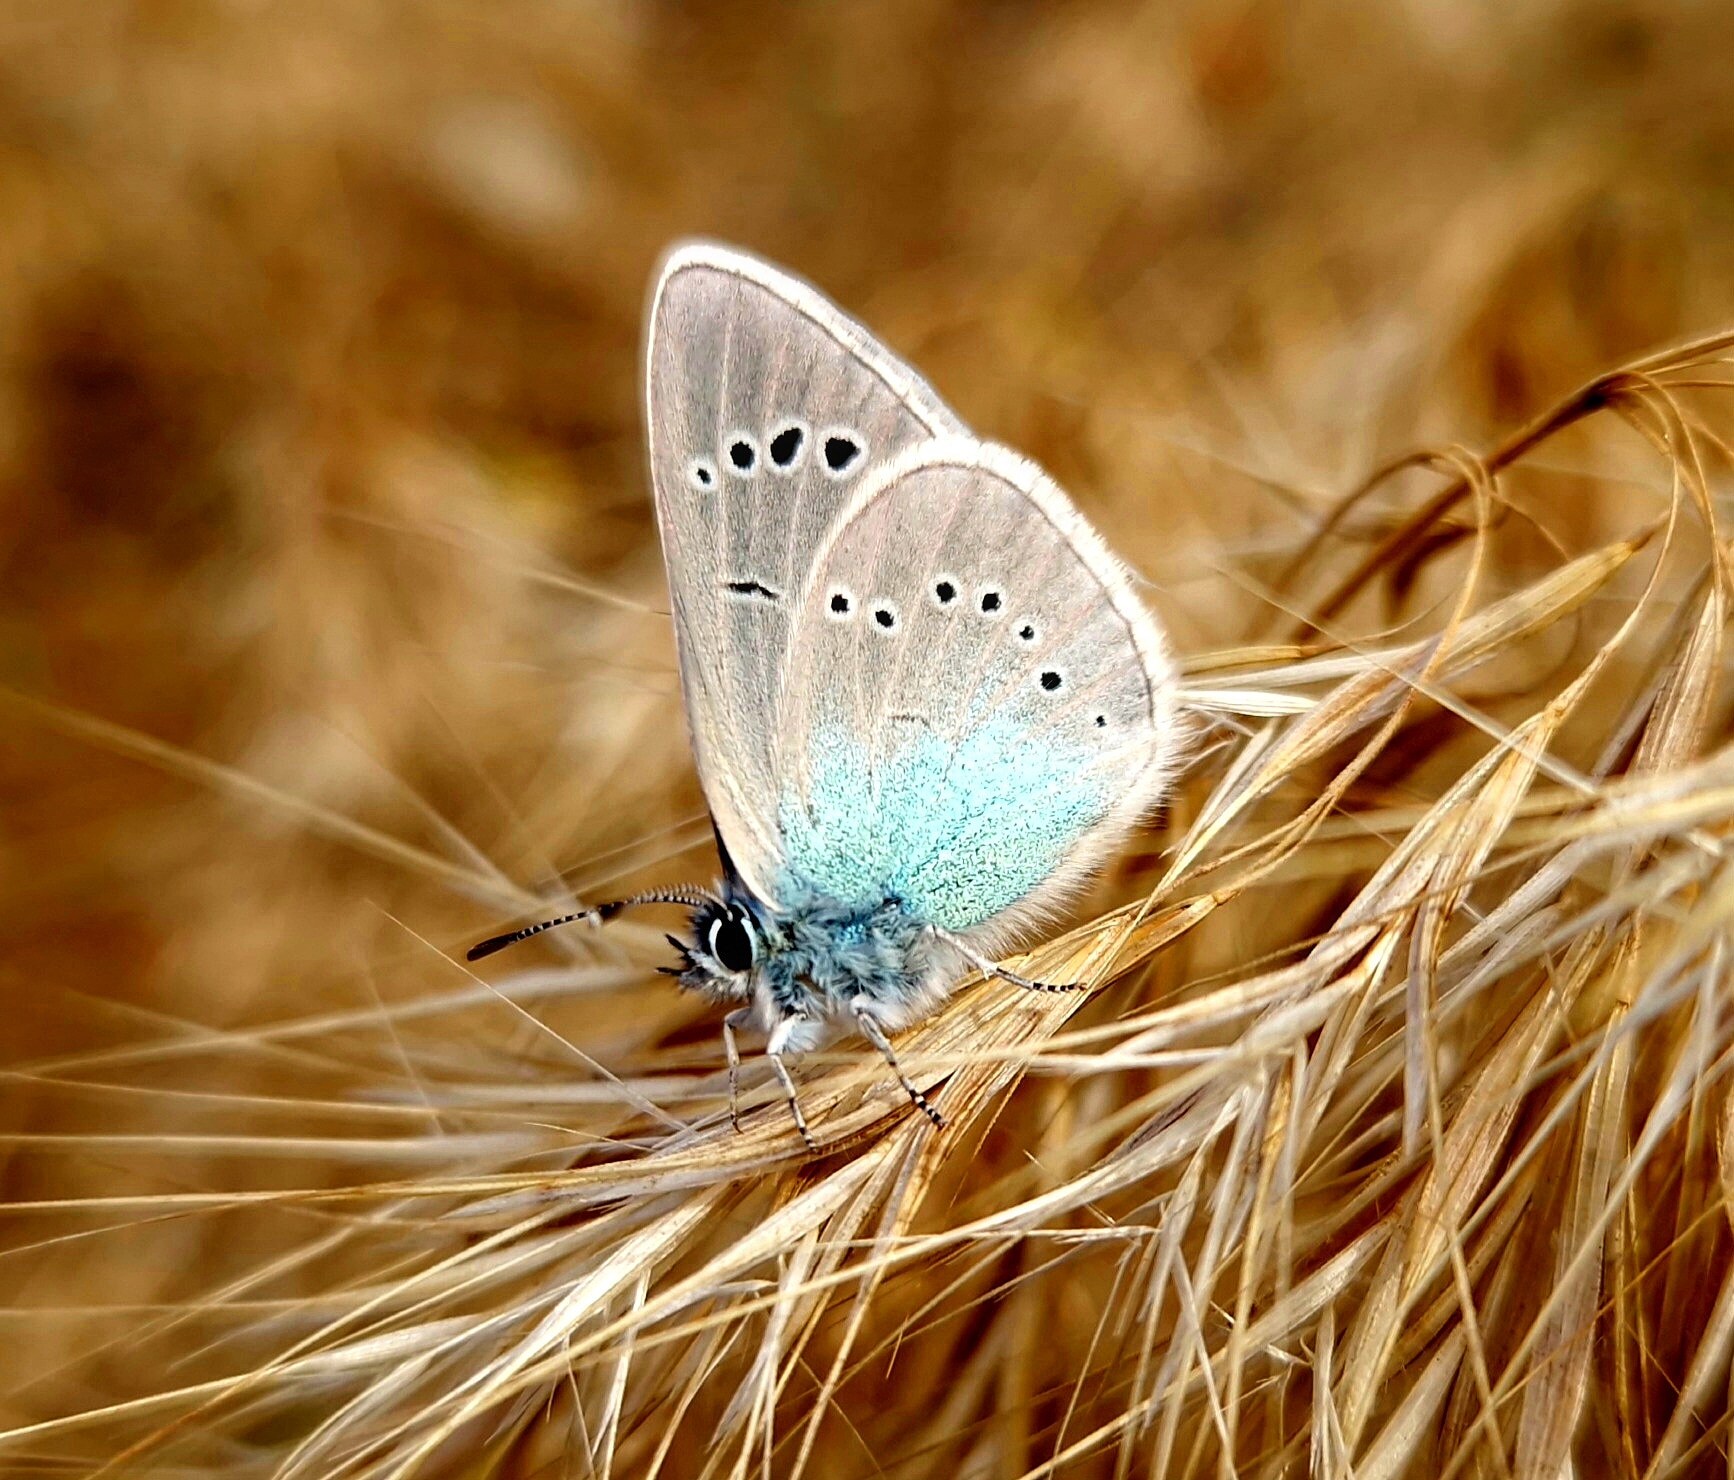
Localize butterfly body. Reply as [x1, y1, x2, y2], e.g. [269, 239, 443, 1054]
[676, 882, 948, 1052]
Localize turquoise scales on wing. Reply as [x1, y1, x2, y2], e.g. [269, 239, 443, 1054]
[776, 717, 1112, 931]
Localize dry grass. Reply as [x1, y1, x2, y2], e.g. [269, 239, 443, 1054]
[5, 4, 1734, 1477]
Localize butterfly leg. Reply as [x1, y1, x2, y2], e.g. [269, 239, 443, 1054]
[934, 928, 1087, 994]
[720, 1006, 752, 1134]
[765, 1016, 819, 1154]
[852, 1002, 945, 1130]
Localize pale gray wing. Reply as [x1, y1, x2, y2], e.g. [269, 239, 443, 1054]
[775, 439, 1182, 942]
[645, 242, 966, 903]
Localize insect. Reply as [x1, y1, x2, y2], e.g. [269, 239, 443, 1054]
[469, 242, 1184, 1150]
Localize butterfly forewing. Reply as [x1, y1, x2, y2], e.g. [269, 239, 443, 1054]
[774, 440, 1181, 939]
[646, 244, 964, 903]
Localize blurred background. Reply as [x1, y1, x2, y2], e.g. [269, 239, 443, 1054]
[3, 0, 1732, 1463]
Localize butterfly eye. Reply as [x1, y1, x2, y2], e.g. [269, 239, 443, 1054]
[767, 422, 807, 471]
[726, 434, 759, 476]
[821, 429, 864, 476]
[688, 455, 718, 490]
[708, 910, 757, 973]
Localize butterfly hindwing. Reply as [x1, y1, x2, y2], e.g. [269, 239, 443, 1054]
[773, 439, 1181, 940]
[645, 243, 966, 902]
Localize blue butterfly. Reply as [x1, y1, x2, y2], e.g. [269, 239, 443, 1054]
[470, 243, 1183, 1150]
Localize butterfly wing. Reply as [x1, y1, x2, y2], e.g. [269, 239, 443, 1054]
[774, 438, 1182, 943]
[645, 243, 966, 903]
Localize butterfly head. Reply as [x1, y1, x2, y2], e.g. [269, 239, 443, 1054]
[672, 896, 766, 999]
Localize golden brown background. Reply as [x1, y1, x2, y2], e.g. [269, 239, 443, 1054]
[3, 1, 1733, 1474]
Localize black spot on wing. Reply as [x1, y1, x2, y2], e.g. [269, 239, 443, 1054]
[769, 423, 805, 468]
[723, 579, 782, 602]
[823, 432, 863, 473]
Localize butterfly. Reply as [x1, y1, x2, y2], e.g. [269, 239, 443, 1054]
[469, 242, 1184, 1150]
